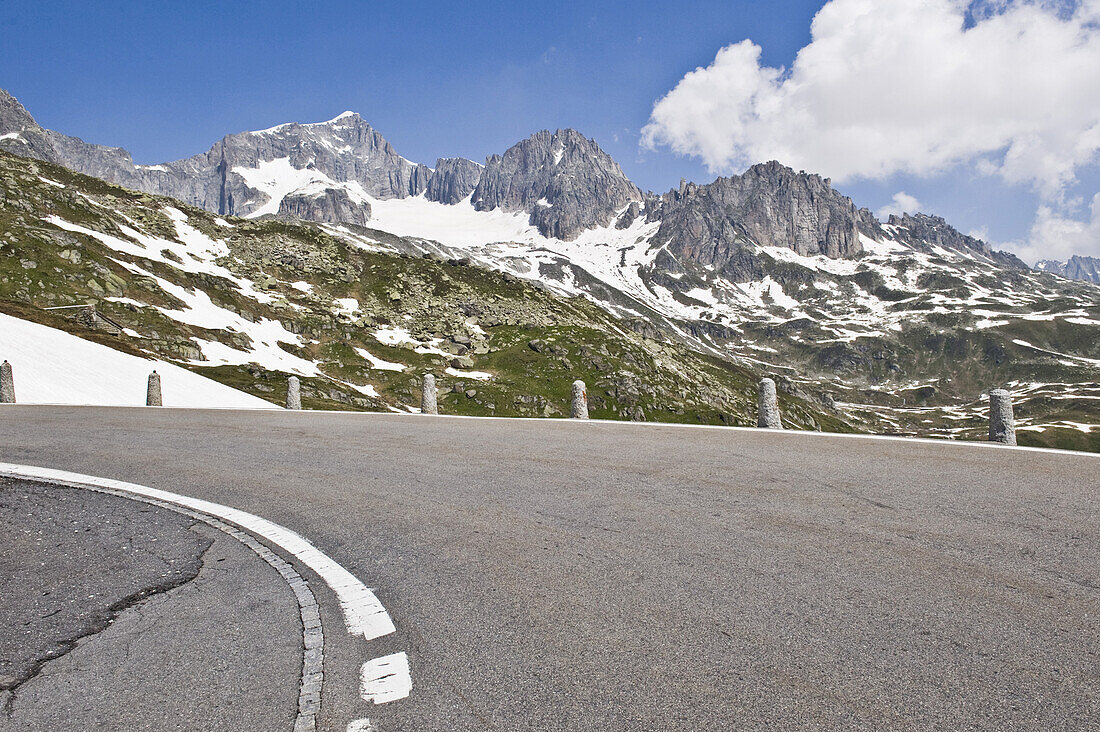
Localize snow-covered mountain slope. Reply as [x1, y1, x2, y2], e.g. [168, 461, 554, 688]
[0, 311, 276, 408]
[0, 151, 845, 428]
[0, 89, 664, 251]
[0, 90, 638, 241]
[323, 191, 1096, 356]
[320, 187, 1100, 450]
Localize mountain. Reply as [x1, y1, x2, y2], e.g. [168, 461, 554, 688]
[0, 150, 844, 427]
[0, 89, 431, 223]
[1, 89, 1097, 450]
[472, 128, 643, 239]
[0, 90, 638, 241]
[643, 162, 872, 283]
[1036, 255, 1100, 284]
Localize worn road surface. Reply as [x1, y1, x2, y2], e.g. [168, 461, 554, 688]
[0, 405, 1097, 731]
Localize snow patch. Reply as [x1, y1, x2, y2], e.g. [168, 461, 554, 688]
[0, 312, 276, 408]
[333, 297, 360, 315]
[444, 367, 492, 380]
[354, 347, 405, 372]
[232, 158, 370, 218]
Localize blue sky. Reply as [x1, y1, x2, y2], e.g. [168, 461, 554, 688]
[3, 0, 1098, 261]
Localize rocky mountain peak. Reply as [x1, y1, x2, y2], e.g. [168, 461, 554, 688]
[646, 160, 865, 281]
[213, 110, 432, 203]
[471, 128, 643, 239]
[0, 89, 430, 224]
[0, 89, 65, 163]
[0, 89, 38, 133]
[1035, 255, 1100, 284]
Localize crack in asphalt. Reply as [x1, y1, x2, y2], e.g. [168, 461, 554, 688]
[1, 525, 215, 716]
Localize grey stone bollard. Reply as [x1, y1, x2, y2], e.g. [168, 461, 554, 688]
[571, 379, 589, 419]
[988, 389, 1016, 445]
[421, 374, 438, 415]
[286, 376, 302, 410]
[146, 370, 162, 407]
[757, 378, 781, 429]
[0, 360, 14, 403]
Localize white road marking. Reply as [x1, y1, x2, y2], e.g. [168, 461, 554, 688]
[0, 463, 397, 640]
[360, 652, 413, 704]
[1, 462, 416, 719]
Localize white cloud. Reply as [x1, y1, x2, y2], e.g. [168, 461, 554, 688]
[641, 0, 1100, 199]
[877, 192, 923, 219]
[1012, 192, 1100, 262]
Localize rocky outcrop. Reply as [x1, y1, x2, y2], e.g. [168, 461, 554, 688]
[615, 202, 641, 230]
[471, 129, 643, 239]
[650, 162, 863, 265]
[888, 213, 1028, 270]
[425, 157, 482, 204]
[277, 186, 371, 225]
[1035, 255, 1100, 284]
[0, 89, 64, 164]
[642, 161, 866, 281]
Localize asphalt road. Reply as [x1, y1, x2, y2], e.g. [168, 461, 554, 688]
[0, 479, 300, 731]
[0, 406, 1097, 731]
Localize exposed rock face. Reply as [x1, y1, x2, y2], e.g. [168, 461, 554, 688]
[650, 162, 864, 270]
[1, 89, 149, 186]
[1062, 255, 1100, 283]
[1, 89, 62, 163]
[888, 213, 1028, 270]
[277, 186, 371, 226]
[136, 112, 432, 218]
[1036, 255, 1100, 284]
[425, 157, 482, 204]
[641, 161, 867, 281]
[471, 129, 643, 239]
[616, 202, 641, 230]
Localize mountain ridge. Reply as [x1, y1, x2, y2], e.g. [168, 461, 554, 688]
[1, 87, 1029, 267]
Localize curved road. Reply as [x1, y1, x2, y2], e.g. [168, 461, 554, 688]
[1, 406, 1098, 730]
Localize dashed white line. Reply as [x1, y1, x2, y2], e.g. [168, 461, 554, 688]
[360, 652, 413, 704]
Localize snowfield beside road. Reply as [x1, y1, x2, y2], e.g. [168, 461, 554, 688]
[0, 312, 277, 408]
